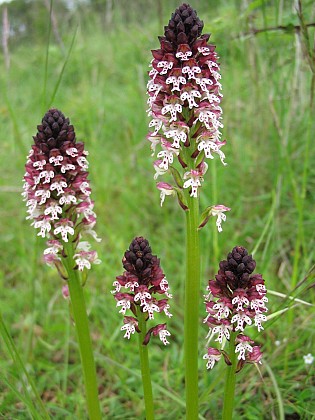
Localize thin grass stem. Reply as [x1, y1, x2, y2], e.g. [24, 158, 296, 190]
[0, 312, 50, 420]
[47, 25, 78, 108]
[264, 362, 284, 420]
[42, 0, 53, 112]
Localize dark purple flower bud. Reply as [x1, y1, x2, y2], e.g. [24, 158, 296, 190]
[246, 345, 263, 364]
[220, 349, 232, 366]
[164, 4, 204, 50]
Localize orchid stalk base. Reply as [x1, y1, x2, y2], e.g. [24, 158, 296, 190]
[64, 242, 101, 420]
[222, 332, 237, 420]
[184, 195, 200, 419]
[138, 308, 155, 420]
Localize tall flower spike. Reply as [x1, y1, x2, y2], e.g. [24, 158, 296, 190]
[204, 246, 267, 370]
[147, 3, 229, 217]
[23, 109, 101, 276]
[112, 237, 172, 346]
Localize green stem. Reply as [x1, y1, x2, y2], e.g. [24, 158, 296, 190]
[137, 308, 155, 420]
[211, 160, 219, 264]
[63, 242, 101, 420]
[222, 332, 238, 420]
[184, 194, 200, 419]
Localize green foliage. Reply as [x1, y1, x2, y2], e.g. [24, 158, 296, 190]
[0, 0, 314, 418]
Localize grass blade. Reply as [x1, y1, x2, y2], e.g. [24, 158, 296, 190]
[0, 312, 50, 419]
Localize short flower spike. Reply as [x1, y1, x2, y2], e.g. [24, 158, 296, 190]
[112, 237, 172, 346]
[22, 109, 101, 276]
[204, 246, 267, 369]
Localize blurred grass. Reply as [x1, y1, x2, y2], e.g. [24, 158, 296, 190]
[0, 0, 314, 418]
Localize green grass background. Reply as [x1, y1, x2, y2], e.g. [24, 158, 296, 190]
[0, 0, 314, 418]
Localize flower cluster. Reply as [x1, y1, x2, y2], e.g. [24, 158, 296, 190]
[146, 3, 229, 223]
[22, 109, 100, 277]
[203, 246, 267, 370]
[112, 237, 172, 345]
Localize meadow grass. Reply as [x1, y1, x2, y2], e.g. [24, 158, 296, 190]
[0, 1, 314, 418]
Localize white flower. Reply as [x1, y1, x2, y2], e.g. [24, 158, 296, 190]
[147, 134, 161, 155]
[166, 74, 186, 91]
[116, 298, 131, 315]
[142, 301, 160, 320]
[74, 256, 91, 271]
[59, 193, 77, 205]
[149, 118, 163, 136]
[158, 328, 171, 345]
[231, 311, 252, 332]
[53, 220, 74, 242]
[111, 280, 122, 294]
[180, 88, 201, 109]
[254, 313, 267, 332]
[197, 135, 226, 165]
[44, 241, 62, 255]
[161, 103, 182, 122]
[175, 50, 192, 61]
[164, 123, 188, 148]
[303, 353, 314, 365]
[156, 60, 173, 75]
[61, 163, 75, 173]
[79, 181, 91, 196]
[77, 156, 89, 169]
[44, 202, 62, 220]
[157, 149, 174, 170]
[195, 76, 213, 91]
[182, 64, 201, 80]
[203, 348, 222, 369]
[33, 159, 46, 170]
[33, 218, 51, 237]
[134, 290, 151, 306]
[153, 160, 167, 180]
[156, 182, 175, 206]
[213, 301, 230, 320]
[50, 180, 67, 196]
[66, 147, 78, 157]
[232, 295, 249, 312]
[209, 205, 231, 232]
[235, 340, 253, 360]
[39, 170, 55, 184]
[160, 277, 172, 299]
[49, 155, 63, 165]
[35, 189, 51, 205]
[250, 297, 268, 312]
[183, 163, 208, 198]
[121, 320, 138, 339]
[212, 323, 231, 343]
[161, 303, 172, 318]
[74, 250, 101, 271]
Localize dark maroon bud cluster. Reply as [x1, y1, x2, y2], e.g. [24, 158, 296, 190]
[164, 3, 204, 50]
